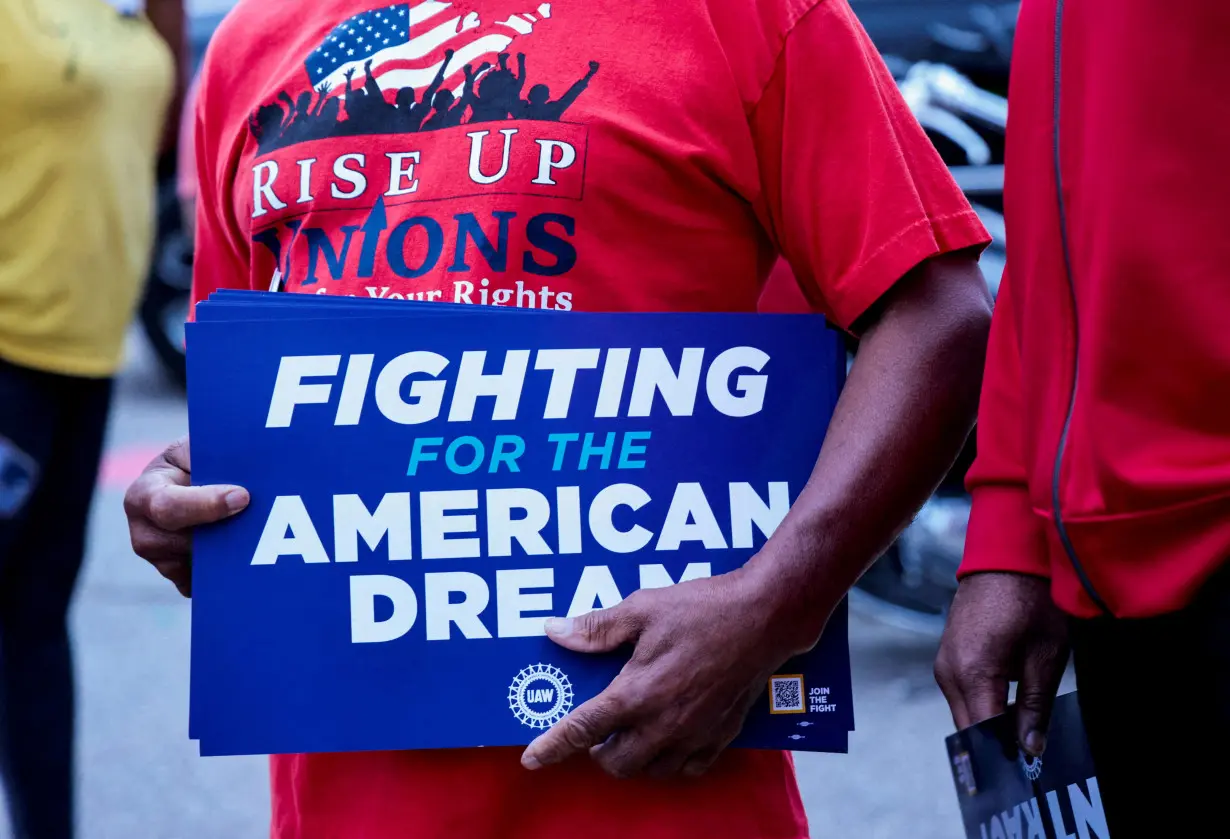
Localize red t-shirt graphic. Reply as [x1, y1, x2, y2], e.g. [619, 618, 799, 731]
[190, 1, 988, 836]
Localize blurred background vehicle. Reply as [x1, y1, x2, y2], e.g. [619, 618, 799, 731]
[137, 0, 1016, 634]
[853, 0, 1015, 93]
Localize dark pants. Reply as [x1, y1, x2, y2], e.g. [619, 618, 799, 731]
[1071, 562, 1230, 839]
[0, 357, 112, 839]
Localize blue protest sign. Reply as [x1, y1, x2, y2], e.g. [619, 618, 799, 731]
[187, 300, 853, 757]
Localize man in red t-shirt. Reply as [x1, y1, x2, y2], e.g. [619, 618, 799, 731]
[125, 1, 992, 836]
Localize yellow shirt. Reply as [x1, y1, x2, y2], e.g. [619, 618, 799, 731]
[0, 0, 173, 377]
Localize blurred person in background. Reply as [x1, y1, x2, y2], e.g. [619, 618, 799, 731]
[0, 1, 184, 836]
[934, 1, 1230, 835]
[177, 72, 200, 242]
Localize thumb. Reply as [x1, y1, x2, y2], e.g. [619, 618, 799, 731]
[147, 484, 249, 532]
[1015, 644, 1067, 757]
[545, 603, 641, 653]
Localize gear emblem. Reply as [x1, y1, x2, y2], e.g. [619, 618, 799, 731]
[508, 663, 574, 730]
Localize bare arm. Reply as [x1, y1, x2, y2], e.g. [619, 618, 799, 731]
[146, 0, 187, 156]
[521, 251, 992, 777]
[746, 250, 991, 646]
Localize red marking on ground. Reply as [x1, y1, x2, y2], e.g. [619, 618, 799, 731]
[98, 445, 165, 489]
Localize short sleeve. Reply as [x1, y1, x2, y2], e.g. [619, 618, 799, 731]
[750, 0, 990, 331]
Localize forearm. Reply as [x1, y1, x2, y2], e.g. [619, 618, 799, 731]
[745, 251, 993, 653]
[147, 0, 187, 155]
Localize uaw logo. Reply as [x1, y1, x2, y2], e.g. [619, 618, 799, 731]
[1019, 750, 1043, 781]
[508, 663, 573, 730]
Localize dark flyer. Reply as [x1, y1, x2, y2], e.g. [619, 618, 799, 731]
[946, 691, 1111, 839]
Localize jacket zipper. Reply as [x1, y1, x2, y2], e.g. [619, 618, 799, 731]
[1051, 0, 1113, 617]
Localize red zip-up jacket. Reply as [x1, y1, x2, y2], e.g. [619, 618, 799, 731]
[959, 0, 1230, 618]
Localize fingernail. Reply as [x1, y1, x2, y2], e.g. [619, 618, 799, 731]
[225, 489, 249, 514]
[544, 617, 573, 637]
[1024, 730, 1046, 756]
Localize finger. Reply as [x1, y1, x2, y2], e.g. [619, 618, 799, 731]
[129, 519, 192, 563]
[544, 600, 643, 654]
[681, 745, 724, 778]
[521, 692, 628, 770]
[679, 713, 744, 779]
[642, 746, 691, 780]
[145, 548, 192, 591]
[934, 651, 972, 730]
[590, 729, 662, 779]
[146, 484, 249, 532]
[129, 516, 194, 597]
[161, 436, 193, 473]
[962, 670, 1010, 727]
[151, 559, 192, 598]
[1015, 641, 1069, 756]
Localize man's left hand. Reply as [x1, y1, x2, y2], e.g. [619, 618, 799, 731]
[519, 567, 822, 779]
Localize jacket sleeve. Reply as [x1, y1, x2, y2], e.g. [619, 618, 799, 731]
[958, 267, 1052, 579]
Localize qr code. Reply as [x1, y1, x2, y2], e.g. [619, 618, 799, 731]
[769, 675, 805, 714]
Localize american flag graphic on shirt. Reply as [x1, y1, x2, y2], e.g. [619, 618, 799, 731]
[248, 2, 597, 156]
[308, 2, 553, 100]
[243, 1, 598, 306]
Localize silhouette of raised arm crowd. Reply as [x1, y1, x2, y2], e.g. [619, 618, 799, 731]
[250, 50, 600, 153]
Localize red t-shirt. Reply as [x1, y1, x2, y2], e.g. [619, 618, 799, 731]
[191, 1, 987, 836]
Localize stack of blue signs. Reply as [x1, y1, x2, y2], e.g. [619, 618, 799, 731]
[185, 290, 856, 757]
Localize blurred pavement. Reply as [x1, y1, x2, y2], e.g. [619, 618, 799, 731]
[1, 329, 1075, 839]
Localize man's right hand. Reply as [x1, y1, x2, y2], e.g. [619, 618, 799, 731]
[123, 436, 249, 598]
[934, 572, 1070, 757]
